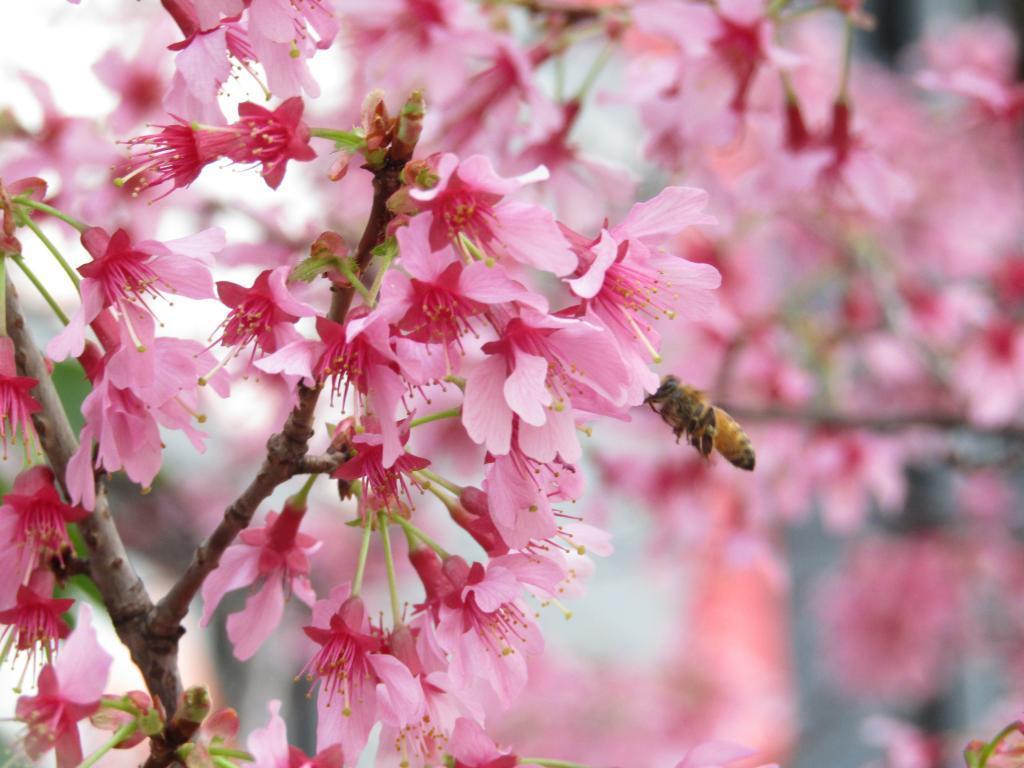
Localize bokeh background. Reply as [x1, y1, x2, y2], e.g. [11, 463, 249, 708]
[2, 1, 1024, 766]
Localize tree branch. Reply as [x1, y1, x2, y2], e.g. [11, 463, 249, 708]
[143, 154, 407, 768]
[720, 404, 1024, 442]
[4, 279, 183, 715]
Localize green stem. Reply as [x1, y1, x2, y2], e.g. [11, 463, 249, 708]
[308, 127, 365, 151]
[208, 747, 255, 760]
[10, 255, 69, 325]
[838, 18, 855, 103]
[79, 722, 138, 768]
[289, 473, 318, 507]
[573, 40, 614, 103]
[977, 722, 1020, 768]
[337, 258, 373, 304]
[19, 214, 80, 288]
[417, 468, 462, 496]
[13, 197, 87, 233]
[378, 513, 403, 626]
[390, 515, 449, 559]
[366, 247, 395, 307]
[520, 760, 594, 768]
[766, 0, 791, 15]
[409, 407, 462, 429]
[351, 516, 374, 596]
[98, 698, 140, 715]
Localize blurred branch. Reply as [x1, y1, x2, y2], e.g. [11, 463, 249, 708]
[721, 404, 1024, 442]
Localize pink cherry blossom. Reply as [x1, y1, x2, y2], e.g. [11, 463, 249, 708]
[301, 585, 422, 758]
[434, 556, 544, 707]
[374, 213, 548, 357]
[409, 153, 576, 276]
[47, 226, 221, 362]
[0, 336, 40, 459]
[200, 499, 321, 661]
[66, 310, 230, 509]
[0, 569, 72, 668]
[213, 265, 317, 360]
[15, 604, 112, 768]
[122, 97, 316, 197]
[0, 466, 86, 607]
[248, 699, 344, 768]
[461, 308, 629, 461]
[567, 186, 720, 400]
[257, 314, 414, 466]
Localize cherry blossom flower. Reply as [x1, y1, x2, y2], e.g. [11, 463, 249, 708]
[331, 422, 430, 510]
[247, 0, 339, 99]
[15, 604, 112, 768]
[248, 699, 344, 768]
[301, 584, 422, 758]
[567, 186, 720, 400]
[258, 314, 415, 466]
[408, 153, 576, 276]
[374, 214, 548, 356]
[66, 310, 230, 509]
[0, 336, 40, 459]
[461, 308, 629, 461]
[213, 265, 317, 361]
[433, 556, 544, 707]
[121, 98, 315, 198]
[0, 467, 86, 607]
[46, 226, 221, 362]
[377, 624, 470, 768]
[200, 495, 321, 660]
[0, 569, 72, 668]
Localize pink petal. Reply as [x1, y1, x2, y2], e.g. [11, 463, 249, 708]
[227, 577, 285, 661]
[462, 354, 514, 455]
[517, 404, 580, 463]
[249, 0, 297, 43]
[368, 653, 424, 724]
[464, 566, 521, 613]
[459, 261, 548, 313]
[503, 351, 551, 426]
[66, 434, 97, 510]
[200, 544, 262, 626]
[55, 604, 112, 705]
[492, 202, 576, 276]
[246, 700, 290, 768]
[613, 186, 715, 245]
[254, 339, 321, 383]
[449, 718, 502, 764]
[266, 266, 317, 317]
[567, 229, 618, 300]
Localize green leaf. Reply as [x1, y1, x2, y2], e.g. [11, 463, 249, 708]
[290, 255, 341, 283]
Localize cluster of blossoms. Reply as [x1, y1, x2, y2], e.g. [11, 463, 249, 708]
[0, 0, 1021, 766]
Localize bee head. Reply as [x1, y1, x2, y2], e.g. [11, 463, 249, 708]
[645, 374, 680, 404]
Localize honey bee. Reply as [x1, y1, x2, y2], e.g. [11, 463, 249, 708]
[644, 375, 756, 471]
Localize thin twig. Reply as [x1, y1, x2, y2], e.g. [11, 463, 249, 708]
[721, 404, 1024, 442]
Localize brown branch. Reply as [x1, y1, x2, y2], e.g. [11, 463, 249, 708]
[4, 280, 183, 714]
[149, 159, 405, 639]
[720, 404, 1024, 442]
[143, 150, 408, 767]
